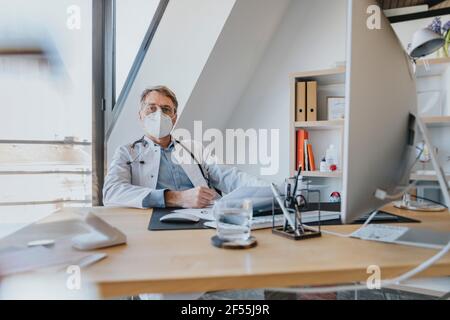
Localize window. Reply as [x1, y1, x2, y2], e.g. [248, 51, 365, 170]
[0, 0, 92, 238]
[114, 0, 160, 101]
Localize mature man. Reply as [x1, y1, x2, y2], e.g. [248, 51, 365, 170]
[103, 85, 266, 209]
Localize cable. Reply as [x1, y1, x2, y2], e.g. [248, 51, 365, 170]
[267, 144, 450, 294]
[269, 233, 450, 295]
[375, 144, 424, 201]
[269, 207, 450, 294]
[408, 194, 448, 209]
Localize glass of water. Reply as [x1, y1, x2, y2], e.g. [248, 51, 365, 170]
[213, 199, 253, 242]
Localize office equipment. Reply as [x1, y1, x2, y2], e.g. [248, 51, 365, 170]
[4, 206, 450, 298]
[409, 27, 445, 59]
[393, 193, 447, 212]
[307, 144, 316, 171]
[0, 246, 97, 277]
[149, 208, 209, 231]
[270, 183, 323, 241]
[72, 212, 127, 251]
[171, 208, 214, 220]
[295, 81, 306, 122]
[351, 224, 450, 250]
[204, 211, 341, 231]
[340, 0, 420, 224]
[306, 81, 318, 121]
[304, 139, 310, 171]
[270, 183, 296, 232]
[296, 129, 308, 171]
[219, 186, 275, 213]
[159, 213, 201, 224]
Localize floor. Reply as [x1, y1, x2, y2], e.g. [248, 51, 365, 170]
[198, 288, 439, 300]
[131, 288, 441, 300]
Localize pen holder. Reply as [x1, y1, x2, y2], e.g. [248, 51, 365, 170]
[271, 189, 322, 241]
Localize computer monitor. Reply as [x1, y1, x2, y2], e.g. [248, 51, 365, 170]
[341, 0, 418, 224]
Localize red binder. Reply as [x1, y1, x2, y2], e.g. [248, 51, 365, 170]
[296, 130, 309, 171]
[307, 144, 316, 172]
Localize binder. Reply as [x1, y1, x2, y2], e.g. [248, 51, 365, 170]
[296, 130, 309, 171]
[306, 81, 318, 122]
[296, 82, 306, 122]
[304, 140, 310, 171]
[307, 144, 316, 171]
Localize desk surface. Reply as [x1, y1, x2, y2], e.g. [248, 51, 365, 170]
[3, 206, 450, 298]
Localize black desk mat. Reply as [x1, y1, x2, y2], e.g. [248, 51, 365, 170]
[148, 208, 210, 231]
[148, 204, 420, 231]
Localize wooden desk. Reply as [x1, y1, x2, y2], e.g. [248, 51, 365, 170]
[2, 206, 450, 298]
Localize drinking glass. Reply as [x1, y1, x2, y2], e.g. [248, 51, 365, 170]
[213, 199, 253, 242]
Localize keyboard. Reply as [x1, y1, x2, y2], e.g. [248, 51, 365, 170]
[252, 211, 341, 230]
[251, 215, 285, 230]
[204, 212, 341, 231]
[351, 224, 409, 242]
[351, 224, 450, 249]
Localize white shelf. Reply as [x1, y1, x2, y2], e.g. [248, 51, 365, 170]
[290, 67, 346, 86]
[410, 172, 450, 182]
[415, 57, 450, 78]
[300, 171, 342, 178]
[422, 116, 450, 128]
[295, 120, 344, 130]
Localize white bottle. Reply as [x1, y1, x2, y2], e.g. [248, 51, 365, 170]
[325, 145, 338, 171]
[320, 157, 328, 172]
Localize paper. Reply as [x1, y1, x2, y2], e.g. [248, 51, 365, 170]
[351, 225, 409, 242]
[220, 186, 274, 211]
[205, 211, 341, 230]
[0, 246, 104, 277]
[171, 208, 215, 221]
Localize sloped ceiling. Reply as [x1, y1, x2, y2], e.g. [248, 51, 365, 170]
[176, 0, 291, 135]
[377, 0, 449, 9]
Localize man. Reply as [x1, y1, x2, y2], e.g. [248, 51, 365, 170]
[103, 85, 266, 209]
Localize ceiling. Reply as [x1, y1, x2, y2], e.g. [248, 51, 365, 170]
[378, 0, 450, 10]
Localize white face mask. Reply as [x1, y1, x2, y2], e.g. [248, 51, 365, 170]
[143, 110, 174, 139]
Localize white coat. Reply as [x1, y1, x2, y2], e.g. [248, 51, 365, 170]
[103, 137, 267, 208]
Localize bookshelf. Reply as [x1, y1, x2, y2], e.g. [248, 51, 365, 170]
[290, 58, 450, 200]
[290, 67, 346, 200]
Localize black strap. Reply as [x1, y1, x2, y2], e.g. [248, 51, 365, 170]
[175, 140, 222, 196]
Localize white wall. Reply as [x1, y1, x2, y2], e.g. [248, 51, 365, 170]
[225, 0, 348, 184]
[107, 0, 236, 161]
[176, 0, 291, 135]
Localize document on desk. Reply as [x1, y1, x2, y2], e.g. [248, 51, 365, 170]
[171, 208, 214, 221]
[0, 246, 105, 277]
[205, 211, 341, 230]
[220, 186, 274, 211]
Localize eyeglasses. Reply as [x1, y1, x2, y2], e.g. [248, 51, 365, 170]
[141, 103, 176, 117]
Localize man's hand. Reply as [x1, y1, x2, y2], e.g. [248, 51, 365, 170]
[165, 187, 216, 208]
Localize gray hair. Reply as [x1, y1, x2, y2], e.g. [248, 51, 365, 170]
[140, 85, 178, 112]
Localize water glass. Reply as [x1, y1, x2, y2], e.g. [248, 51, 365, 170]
[213, 199, 253, 242]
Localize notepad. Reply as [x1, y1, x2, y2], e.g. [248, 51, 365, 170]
[0, 246, 103, 277]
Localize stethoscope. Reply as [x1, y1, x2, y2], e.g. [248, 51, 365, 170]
[127, 136, 212, 188]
